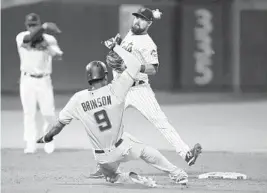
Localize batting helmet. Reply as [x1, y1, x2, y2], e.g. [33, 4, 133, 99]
[86, 61, 108, 84]
[25, 13, 41, 27]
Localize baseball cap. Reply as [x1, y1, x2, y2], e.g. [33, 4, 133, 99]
[132, 8, 154, 21]
[25, 13, 41, 25]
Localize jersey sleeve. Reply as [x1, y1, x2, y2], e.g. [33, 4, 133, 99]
[135, 40, 159, 66]
[110, 72, 134, 102]
[110, 45, 141, 101]
[58, 94, 78, 125]
[45, 35, 63, 55]
[16, 32, 25, 48]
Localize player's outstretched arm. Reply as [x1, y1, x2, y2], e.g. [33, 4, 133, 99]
[37, 94, 77, 144]
[37, 121, 66, 143]
[109, 45, 141, 100]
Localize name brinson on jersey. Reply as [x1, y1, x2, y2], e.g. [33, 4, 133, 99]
[81, 95, 112, 112]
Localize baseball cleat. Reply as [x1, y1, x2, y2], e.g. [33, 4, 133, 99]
[24, 142, 37, 154]
[177, 178, 188, 185]
[24, 148, 37, 154]
[88, 169, 105, 179]
[129, 172, 157, 188]
[185, 143, 202, 166]
[44, 141, 55, 154]
[169, 169, 188, 184]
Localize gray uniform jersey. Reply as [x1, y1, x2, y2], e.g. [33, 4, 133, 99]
[58, 46, 141, 150]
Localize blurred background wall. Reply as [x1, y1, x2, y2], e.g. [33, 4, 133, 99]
[1, 0, 267, 94]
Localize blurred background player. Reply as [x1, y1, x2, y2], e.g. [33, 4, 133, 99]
[90, 7, 202, 178]
[16, 13, 63, 153]
[36, 40, 189, 186]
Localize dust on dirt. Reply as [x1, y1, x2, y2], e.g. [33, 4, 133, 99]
[1, 149, 267, 193]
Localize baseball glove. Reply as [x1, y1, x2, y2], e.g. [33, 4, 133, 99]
[30, 36, 49, 50]
[106, 50, 126, 73]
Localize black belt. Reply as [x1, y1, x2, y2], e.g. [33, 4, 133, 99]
[23, 72, 49, 78]
[132, 80, 145, 87]
[95, 139, 123, 154]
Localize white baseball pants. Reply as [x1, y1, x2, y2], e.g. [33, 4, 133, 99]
[125, 84, 190, 159]
[20, 73, 55, 143]
[95, 132, 184, 180]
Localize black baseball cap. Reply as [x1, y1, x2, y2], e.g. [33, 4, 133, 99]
[132, 8, 154, 21]
[25, 13, 41, 26]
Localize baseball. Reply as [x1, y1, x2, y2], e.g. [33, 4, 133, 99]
[152, 9, 162, 19]
[44, 142, 55, 154]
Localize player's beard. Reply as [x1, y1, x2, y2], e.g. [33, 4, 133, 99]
[131, 25, 146, 35]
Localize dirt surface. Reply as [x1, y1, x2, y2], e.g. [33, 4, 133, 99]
[2, 149, 267, 193]
[2, 94, 267, 192]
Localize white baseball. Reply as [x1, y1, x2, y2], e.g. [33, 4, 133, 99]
[152, 9, 162, 19]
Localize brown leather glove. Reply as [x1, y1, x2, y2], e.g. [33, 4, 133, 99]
[106, 50, 127, 73]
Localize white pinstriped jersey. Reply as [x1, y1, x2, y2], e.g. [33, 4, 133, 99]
[116, 31, 191, 158]
[16, 31, 62, 74]
[114, 31, 159, 82]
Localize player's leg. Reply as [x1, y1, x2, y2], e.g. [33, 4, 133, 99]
[98, 162, 122, 183]
[37, 76, 56, 153]
[129, 86, 202, 166]
[123, 132, 188, 184]
[98, 161, 151, 186]
[140, 145, 188, 184]
[88, 149, 105, 178]
[96, 137, 157, 187]
[20, 75, 38, 153]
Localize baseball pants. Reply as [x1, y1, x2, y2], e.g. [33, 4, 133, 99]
[125, 84, 190, 159]
[20, 73, 55, 143]
[95, 132, 183, 180]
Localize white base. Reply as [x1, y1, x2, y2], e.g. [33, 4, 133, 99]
[198, 172, 247, 180]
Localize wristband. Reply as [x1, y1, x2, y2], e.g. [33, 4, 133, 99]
[140, 65, 146, 73]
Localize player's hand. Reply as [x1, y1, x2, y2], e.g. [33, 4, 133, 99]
[42, 22, 62, 34]
[103, 34, 122, 50]
[104, 37, 116, 50]
[36, 135, 53, 144]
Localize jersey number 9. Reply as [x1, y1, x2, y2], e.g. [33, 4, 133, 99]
[94, 110, 112, 132]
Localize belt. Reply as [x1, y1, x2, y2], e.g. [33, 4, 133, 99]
[94, 139, 123, 154]
[23, 72, 49, 78]
[132, 80, 145, 87]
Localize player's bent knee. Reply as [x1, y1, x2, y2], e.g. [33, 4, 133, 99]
[140, 146, 162, 162]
